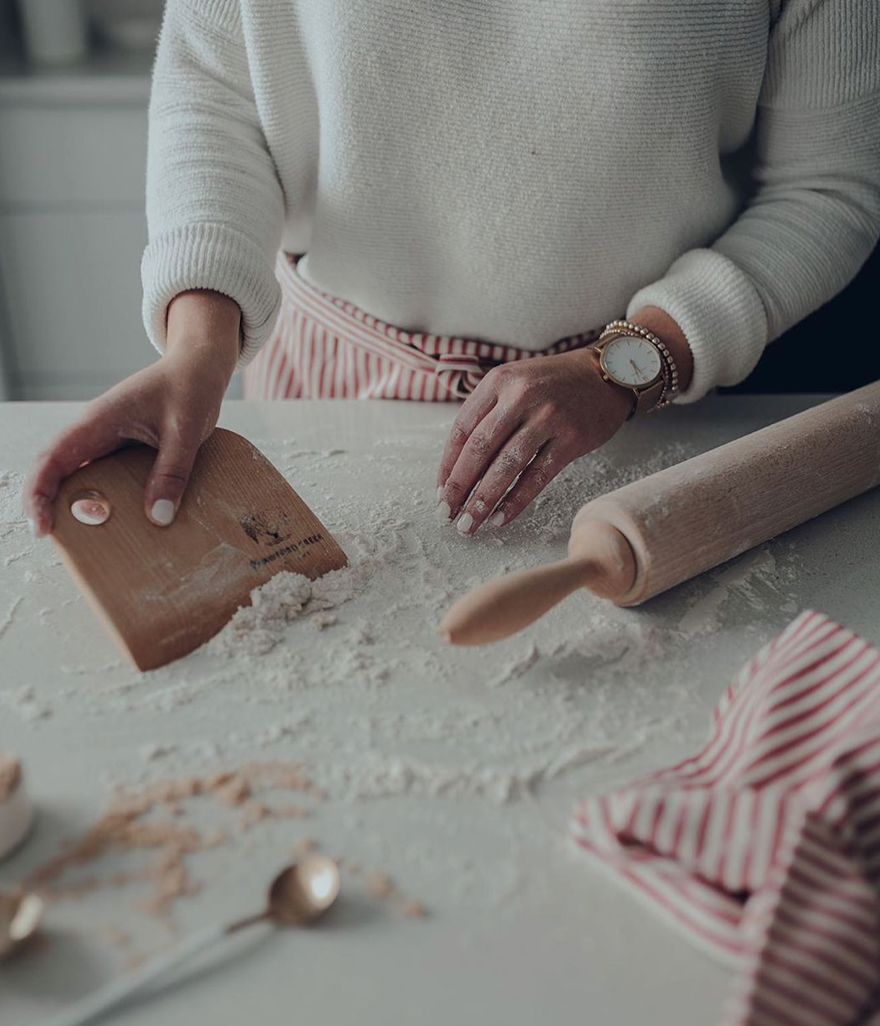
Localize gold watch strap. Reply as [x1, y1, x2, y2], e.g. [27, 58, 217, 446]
[632, 377, 665, 417]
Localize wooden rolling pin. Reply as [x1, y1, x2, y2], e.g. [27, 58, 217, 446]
[441, 381, 880, 645]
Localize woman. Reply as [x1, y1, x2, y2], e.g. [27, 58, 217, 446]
[24, 0, 880, 537]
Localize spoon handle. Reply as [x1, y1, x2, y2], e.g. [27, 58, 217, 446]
[41, 920, 234, 1026]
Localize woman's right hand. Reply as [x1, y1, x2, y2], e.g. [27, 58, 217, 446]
[23, 290, 241, 537]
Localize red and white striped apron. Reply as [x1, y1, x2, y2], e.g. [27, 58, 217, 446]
[243, 253, 604, 400]
[572, 610, 880, 1026]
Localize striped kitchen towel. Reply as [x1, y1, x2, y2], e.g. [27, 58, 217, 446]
[571, 610, 880, 1026]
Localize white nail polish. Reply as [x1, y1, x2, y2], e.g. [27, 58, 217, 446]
[150, 499, 175, 526]
[437, 486, 445, 502]
[436, 501, 452, 523]
[456, 513, 474, 534]
[489, 510, 505, 527]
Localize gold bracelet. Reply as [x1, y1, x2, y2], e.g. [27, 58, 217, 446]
[599, 319, 679, 411]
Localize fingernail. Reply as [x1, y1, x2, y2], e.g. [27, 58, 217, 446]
[489, 510, 505, 527]
[436, 501, 452, 523]
[456, 512, 474, 535]
[150, 499, 175, 526]
[436, 486, 445, 502]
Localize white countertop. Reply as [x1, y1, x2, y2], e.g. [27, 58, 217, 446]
[2, 396, 879, 1026]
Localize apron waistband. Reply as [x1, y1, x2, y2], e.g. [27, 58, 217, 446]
[279, 254, 605, 399]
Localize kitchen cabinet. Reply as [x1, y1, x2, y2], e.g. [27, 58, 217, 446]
[0, 48, 155, 400]
[0, 209, 148, 398]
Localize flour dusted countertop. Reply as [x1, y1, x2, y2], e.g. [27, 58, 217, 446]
[2, 397, 880, 1026]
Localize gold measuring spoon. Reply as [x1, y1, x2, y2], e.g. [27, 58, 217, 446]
[0, 889, 44, 961]
[41, 855, 341, 1026]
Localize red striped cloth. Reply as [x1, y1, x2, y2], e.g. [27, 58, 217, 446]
[242, 253, 604, 400]
[571, 610, 880, 1026]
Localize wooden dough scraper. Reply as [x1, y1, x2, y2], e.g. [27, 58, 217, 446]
[50, 428, 348, 671]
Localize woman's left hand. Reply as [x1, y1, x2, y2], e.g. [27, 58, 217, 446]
[436, 347, 633, 534]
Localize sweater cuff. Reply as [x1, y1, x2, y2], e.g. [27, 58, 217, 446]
[141, 223, 282, 367]
[625, 248, 769, 403]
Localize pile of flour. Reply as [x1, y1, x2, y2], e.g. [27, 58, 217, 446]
[207, 565, 366, 657]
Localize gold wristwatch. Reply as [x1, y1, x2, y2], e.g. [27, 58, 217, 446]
[591, 320, 679, 419]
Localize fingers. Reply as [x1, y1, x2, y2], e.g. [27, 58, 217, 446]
[436, 348, 630, 536]
[144, 422, 202, 526]
[23, 416, 123, 537]
[454, 428, 549, 535]
[484, 440, 568, 529]
[436, 381, 499, 499]
[24, 410, 202, 535]
[438, 399, 522, 522]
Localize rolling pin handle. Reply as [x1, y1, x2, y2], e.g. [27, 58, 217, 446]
[440, 521, 635, 646]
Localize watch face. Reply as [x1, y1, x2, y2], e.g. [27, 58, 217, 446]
[601, 336, 662, 387]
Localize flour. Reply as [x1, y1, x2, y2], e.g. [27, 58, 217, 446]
[315, 741, 634, 805]
[139, 743, 178, 763]
[0, 470, 26, 525]
[0, 685, 52, 724]
[546, 613, 663, 680]
[207, 565, 365, 657]
[676, 547, 783, 638]
[487, 642, 541, 688]
[321, 752, 544, 804]
[527, 441, 693, 541]
[4, 547, 33, 568]
[0, 596, 22, 641]
[0, 416, 814, 937]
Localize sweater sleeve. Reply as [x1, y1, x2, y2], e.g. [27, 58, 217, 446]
[626, 0, 880, 402]
[141, 0, 284, 364]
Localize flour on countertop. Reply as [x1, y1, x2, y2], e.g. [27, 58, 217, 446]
[0, 420, 813, 937]
[487, 642, 541, 688]
[207, 554, 369, 657]
[317, 738, 639, 805]
[0, 596, 23, 641]
[676, 547, 788, 638]
[0, 685, 52, 724]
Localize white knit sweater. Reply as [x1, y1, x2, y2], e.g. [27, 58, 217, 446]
[142, 0, 880, 401]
